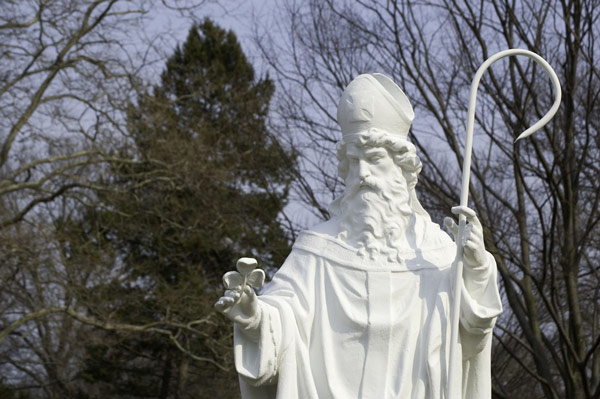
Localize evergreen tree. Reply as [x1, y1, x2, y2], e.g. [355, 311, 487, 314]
[66, 19, 295, 398]
[122, 18, 293, 283]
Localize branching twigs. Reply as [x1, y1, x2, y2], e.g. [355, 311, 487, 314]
[0, 306, 229, 370]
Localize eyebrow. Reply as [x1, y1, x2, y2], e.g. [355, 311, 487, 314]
[364, 148, 387, 156]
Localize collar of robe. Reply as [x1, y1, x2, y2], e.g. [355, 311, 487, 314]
[294, 227, 456, 272]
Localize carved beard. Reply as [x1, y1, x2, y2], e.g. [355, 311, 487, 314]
[337, 172, 414, 262]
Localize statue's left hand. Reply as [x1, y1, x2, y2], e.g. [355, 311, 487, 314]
[444, 206, 488, 269]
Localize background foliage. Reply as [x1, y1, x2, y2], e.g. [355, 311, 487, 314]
[0, 2, 293, 398]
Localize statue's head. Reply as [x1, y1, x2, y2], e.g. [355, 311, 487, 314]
[337, 73, 414, 139]
[330, 74, 429, 260]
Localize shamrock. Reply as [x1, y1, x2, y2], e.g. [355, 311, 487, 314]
[222, 257, 265, 297]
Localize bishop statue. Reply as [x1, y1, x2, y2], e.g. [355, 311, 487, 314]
[215, 73, 502, 399]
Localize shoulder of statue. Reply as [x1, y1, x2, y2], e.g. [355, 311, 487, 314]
[291, 221, 355, 261]
[307, 219, 340, 238]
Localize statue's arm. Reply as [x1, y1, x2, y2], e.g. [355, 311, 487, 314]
[444, 207, 499, 297]
[444, 208, 502, 334]
[214, 251, 316, 386]
[214, 257, 281, 385]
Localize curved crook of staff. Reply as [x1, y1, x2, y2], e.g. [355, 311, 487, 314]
[446, 49, 561, 398]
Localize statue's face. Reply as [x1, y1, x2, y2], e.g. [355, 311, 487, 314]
[336, 141, 413, 258]
[344, 142, 400, 194]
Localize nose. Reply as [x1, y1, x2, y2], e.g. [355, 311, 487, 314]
[358, 160, 370, 182]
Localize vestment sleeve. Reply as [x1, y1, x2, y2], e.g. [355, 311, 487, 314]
[459, 252, 502, 340]
[233, 248, 317, 397]
[234, 301, 282, 386]
[459, 252, 502, 399]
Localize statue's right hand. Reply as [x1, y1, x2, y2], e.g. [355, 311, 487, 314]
[214, 284, 259, 326]
[215, 258, 264, 330]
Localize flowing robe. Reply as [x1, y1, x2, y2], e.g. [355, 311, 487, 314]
[234, 223, 502, 399]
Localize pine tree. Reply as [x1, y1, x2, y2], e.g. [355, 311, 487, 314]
[67, 19, 295, 398]
[122, 18, 293, 283]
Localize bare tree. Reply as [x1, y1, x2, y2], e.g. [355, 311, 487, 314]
[0, 0, 215, 228]
[258, 0, 600, 397]
[0, 1, 248, 397]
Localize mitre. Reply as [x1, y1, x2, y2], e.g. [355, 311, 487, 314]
[337, 73, 415, 140]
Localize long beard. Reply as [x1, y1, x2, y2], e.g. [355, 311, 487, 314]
[336, 174, 414, 263]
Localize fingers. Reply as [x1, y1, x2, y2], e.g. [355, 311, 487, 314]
[449, 207, 483, 237]
[226, 288, 242, 299]
[448, 207, 490, 268]
[444, 217, 458, 236]
[466, 214, 482, 232]
[214, 289, 242, 312]
[451, 206, 482, 228]
[214, 296, 235, 312]
[463, 233, 481, 251]
[462, 219, 487, 267]
[463, 213, 482, 246]
[463, 239, 488, 268]
[451, 205, 476, 218]
[215, 286, 258, 315]
[446, 207, 483, 248]
[244, 284, 256, 298]
[241, 285, 258, 314]
[447, 218, 472, 246]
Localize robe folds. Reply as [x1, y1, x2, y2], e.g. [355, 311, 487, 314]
[234, 226, 502, 399]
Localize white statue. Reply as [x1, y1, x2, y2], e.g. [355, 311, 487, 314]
[215, 73, 502, 399]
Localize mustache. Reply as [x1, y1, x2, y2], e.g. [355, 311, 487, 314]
[347, 176, 384, 195]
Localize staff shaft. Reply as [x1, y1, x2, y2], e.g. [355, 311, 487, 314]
[446, 48, 561, 399]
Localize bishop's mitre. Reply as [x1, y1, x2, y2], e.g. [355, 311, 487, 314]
[337, 73, 415, 140]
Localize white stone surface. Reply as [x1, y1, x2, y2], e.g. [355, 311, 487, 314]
[215, 73, 502, 399]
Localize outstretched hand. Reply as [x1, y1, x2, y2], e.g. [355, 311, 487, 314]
[444, 206, 488, 269]
[215, 284, 259, 325]
[214, 258, 264, 327]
